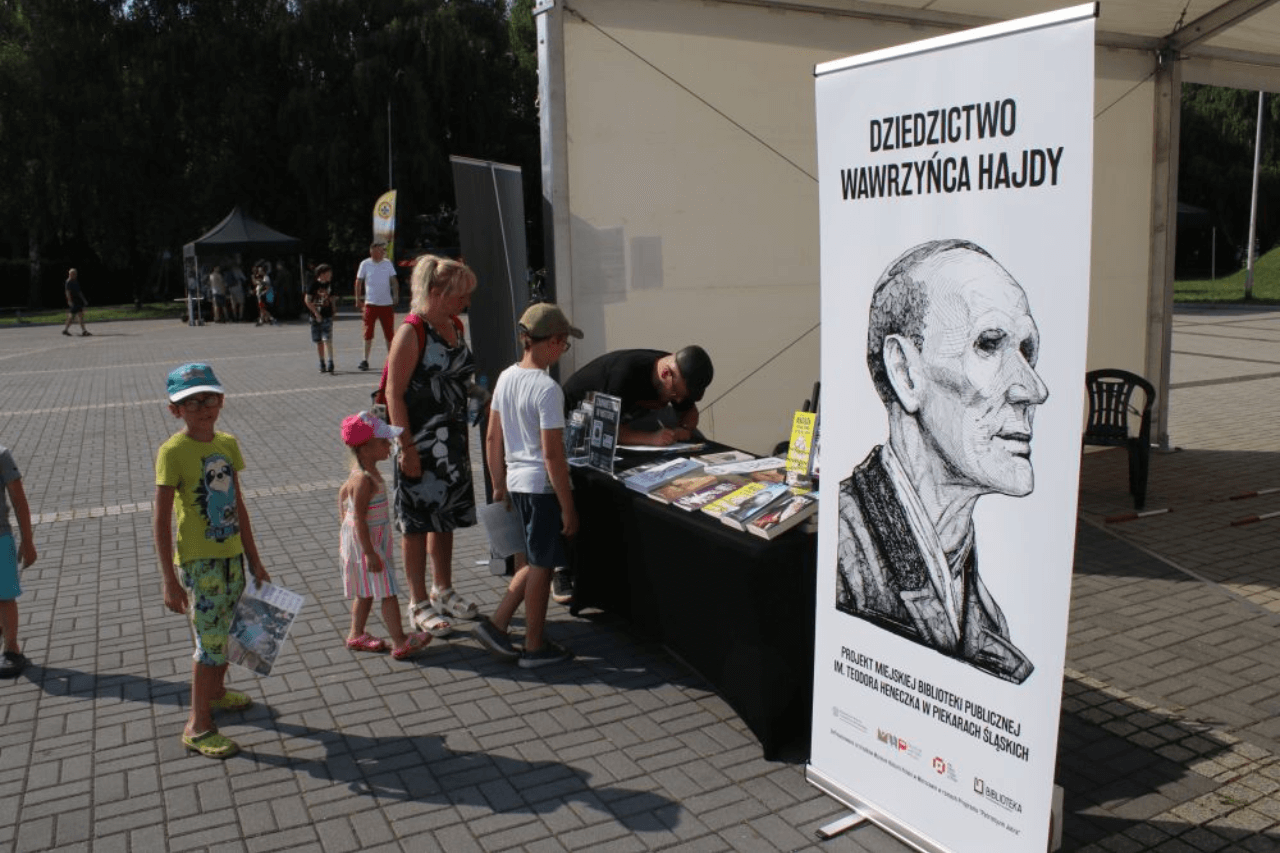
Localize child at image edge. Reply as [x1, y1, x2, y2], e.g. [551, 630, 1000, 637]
[0, 444, 37, 678]
[478, 303, 582, 668]
[338, 411, 431, 659]
[153, 363, 270, 759]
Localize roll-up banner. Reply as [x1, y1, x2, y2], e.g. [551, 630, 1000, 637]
[374, 190, 397, 262]
[450, 155, 530, 384]
[808, 5, 1096, 852]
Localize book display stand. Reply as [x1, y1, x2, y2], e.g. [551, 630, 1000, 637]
[566, 440, 818, 760]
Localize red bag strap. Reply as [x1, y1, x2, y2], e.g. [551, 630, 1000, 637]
[404, 312, 428, 357]
[374, 315, 428, 405]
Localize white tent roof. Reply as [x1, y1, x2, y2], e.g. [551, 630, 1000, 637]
[729, 0, 1280, 75]
[533, 0, 1280, 449]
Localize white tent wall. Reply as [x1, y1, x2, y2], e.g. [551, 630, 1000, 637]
[537, 0, 1280, 453]
[547, 0, 949, 453]
[1089, 47, 1157, 381]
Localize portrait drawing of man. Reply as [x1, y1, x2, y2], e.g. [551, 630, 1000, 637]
[836, 238, 1048, 684]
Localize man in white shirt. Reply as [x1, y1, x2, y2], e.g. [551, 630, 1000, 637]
[354, 241, 400, 371]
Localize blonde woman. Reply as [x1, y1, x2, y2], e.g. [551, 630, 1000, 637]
[385, 255, 483, 637]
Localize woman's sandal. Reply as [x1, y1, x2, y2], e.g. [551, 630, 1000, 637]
[209, 690, 252, 713]
[392, 632, 433, 660]
[345, 633, 388, 653]
[430, 587, 480, 621]
[183, 729, 239, 759]
[410, 600, 452, 637]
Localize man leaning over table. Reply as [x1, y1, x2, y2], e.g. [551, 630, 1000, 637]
[555, 345, 714, 605]
[561, 346, 715, 448]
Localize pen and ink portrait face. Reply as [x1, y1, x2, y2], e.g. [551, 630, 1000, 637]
[912, 253, 1047, 496]
[873, 243, 1049, 498]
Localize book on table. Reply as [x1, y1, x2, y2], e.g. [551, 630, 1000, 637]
[700, 480, 772, 520]
[785, 411, 818, 478]
[586, 392, 622, 474]
[746, 492, 819, 539]
[702, 456, 786, 476]
[692, 449, 754, 466]
[720, 482, 793, 530]
[614, 456, 675, 482]
[622, 457, 703, 493]
[670, 476, 747, 511]
[649, 472, 720, 504]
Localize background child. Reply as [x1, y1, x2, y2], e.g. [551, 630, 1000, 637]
[153, 362, 270, 759]
[254, 263, 275, 326]
[0, 444, 36, 678]
[478, 303, 582, 668]
[339, 411, 431, 660]
[306, 264, 336, 373]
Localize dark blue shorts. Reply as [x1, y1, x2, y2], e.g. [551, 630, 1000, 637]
[0, 533, 20, 600]
[310, 318, 333, 342]
[511, 492, 567, 570]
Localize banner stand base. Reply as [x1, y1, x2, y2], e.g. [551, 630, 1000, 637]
[1050, 785, 1064, 852]
[807, 766, 955, 853]
[815, 812, 868, 840]
[809, 766, 1067, 852]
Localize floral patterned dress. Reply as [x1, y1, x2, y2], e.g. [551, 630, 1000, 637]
[392, 321, 477, 534]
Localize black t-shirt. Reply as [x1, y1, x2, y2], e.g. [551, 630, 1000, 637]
[562, 349, 693, 419]
[306, 280, 333, 321]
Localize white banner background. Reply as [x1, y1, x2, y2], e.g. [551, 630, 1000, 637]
[809, 8, 1095, 852]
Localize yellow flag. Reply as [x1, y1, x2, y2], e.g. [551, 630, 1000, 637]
[373, 190, 397, 262]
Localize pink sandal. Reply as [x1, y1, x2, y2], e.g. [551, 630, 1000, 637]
[392, 632, 433, 660]
[346, 633, 388, 653]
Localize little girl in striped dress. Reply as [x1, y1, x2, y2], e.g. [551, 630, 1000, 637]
[339, 411, 431, 660]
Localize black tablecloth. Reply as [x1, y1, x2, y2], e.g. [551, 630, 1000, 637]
[568, 459, 816, 761]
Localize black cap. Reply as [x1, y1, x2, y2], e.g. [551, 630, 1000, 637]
[674, 345, 714, 402]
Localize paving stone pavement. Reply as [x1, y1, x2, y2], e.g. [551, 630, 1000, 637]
[0, 306, 1278, 852]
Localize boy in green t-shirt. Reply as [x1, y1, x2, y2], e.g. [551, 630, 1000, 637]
[153, 363, 269, 759]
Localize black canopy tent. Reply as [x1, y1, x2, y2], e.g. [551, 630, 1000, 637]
[181, 207, 304, 323]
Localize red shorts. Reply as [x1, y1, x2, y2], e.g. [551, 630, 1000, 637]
[362, 304, 395, 343]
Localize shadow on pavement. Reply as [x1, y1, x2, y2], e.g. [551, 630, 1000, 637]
[23, 661, 684, 832]
[1058, 673, 1245, 850]
[1079, 447, 1280, 592]
[24, 662, 189, 707]
[243, 719, 683, 831]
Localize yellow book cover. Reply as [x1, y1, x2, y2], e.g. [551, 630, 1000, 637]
[700, 481, 768, 519]
[786, 411, 817, 475]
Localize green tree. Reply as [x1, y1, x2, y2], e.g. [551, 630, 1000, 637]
[0, 0, 541, 307]
[1179, 84, 1280, 274]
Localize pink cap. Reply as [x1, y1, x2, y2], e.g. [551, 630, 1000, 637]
[341, 411, 403, 447]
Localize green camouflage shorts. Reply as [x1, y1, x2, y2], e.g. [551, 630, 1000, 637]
[179, 555, 246, 666]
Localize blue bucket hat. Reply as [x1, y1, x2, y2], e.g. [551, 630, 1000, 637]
[167, 363, 224, 403]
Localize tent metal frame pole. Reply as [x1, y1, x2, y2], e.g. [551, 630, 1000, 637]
[1146, 50, 1181, 451]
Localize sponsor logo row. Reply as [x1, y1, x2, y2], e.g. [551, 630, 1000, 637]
[834, 706, 1024, 815]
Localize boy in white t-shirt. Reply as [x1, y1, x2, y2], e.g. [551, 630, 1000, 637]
[478, 303, 583, 667]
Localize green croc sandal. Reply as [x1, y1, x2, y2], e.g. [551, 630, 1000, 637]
[182, 730, 239, 759]
[209, 690, 252, 713]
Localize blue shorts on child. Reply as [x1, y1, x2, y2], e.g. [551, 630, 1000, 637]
[0, 533, 20, 600]
[510, 493, 567, 570]
[310, 318, 333, 343]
